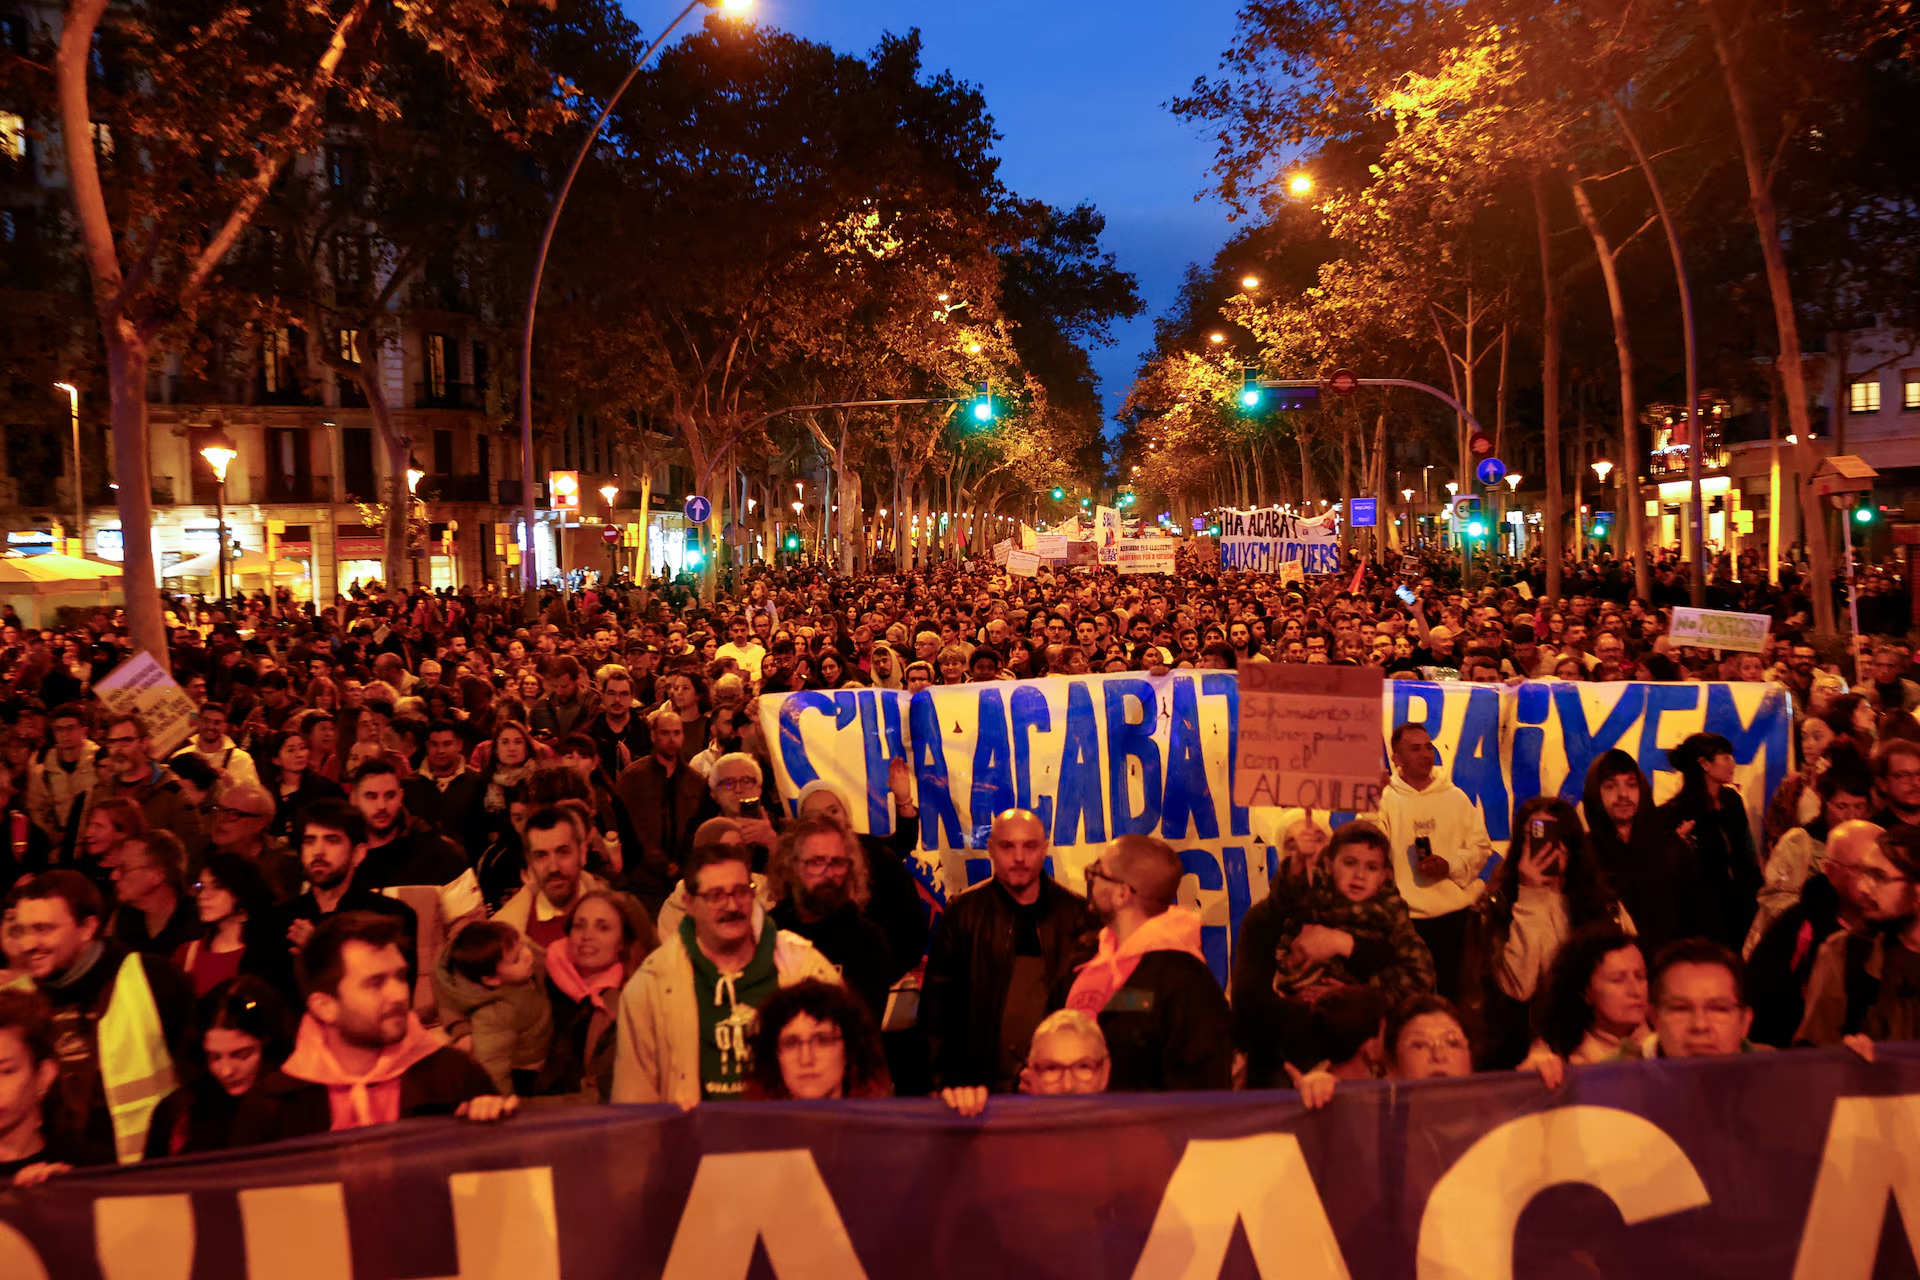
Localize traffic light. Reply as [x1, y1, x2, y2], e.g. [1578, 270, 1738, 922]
[782, 532, 801, 552]
[1240, 366, 1262, 409]
[1466, 520, 1486, 538]
[970, 380, 994, 424]
[1854, 504, 1877, 525]
[1051, 487, 1065, 502]
[1080, 497, 1091, 509]
[1592, 513, 1613, 539]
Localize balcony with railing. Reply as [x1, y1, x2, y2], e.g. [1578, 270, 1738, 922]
[409, 279, 477, 314]
[249, 474, 334, 504]
[251, 374, 322, 407]
[1643, 398, 1731, 479]
[415, 381, 485, 411]
[419, 475, 493, 503]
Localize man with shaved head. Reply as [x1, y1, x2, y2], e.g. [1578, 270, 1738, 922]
[1065, 834, 1232, 1091]
[920, 809, 1094, 1092]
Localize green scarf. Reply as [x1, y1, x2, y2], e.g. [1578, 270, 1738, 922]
[680, 914, 780, 1100]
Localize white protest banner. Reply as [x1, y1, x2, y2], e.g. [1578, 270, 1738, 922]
[1399, 555, 1423, 577]
[1034, 534, 1068, 559]
[1233, 664, 1385, 811]
[1096, 506, 1122, 565]
[1007, 550, 1040, 577]
[93, 651, 198, 756]
[1277, 562, 1304, 587]
[992, 538, 1013, 567]
[1116, 540, 1177, 575]
[1516, 580, 1534, 601]
[1018, 523, 1038, 550]
[760, 674, 1790, 981]
[1669, 607, 1772, 654]
[1218, 507, 1341, 574]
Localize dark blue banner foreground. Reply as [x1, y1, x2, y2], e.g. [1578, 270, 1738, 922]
[4, 1047, 1919, 1279]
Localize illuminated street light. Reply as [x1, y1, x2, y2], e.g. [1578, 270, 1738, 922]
[1208, 332, 1226, 344]
[1401, 488, 1415, 502]
[1287, 173, 1314, 197]
[1591, 459, 1614, 484]
[54, 382, 82, 555]
[1445, 481, 1458, 497]
[1504, 474, 1523, 492]
[1240, 275, 1260, 290]
[198, 425, 238, 603]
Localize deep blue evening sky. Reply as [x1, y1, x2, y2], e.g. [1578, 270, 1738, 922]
[646, 0, 1247, 426]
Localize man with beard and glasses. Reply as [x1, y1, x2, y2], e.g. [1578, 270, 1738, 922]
[611, 837, 839, 1106]
[767, 817, 895, 1018]
[233, 912, 509, 1143]
[491, 805, 606, 949]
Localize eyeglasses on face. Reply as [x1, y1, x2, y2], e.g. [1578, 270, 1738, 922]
[1027, 1058, 1105, 1084]
[777, 1028, 844, 1056]
[693, 886, 756, 908]
[714, 777, 759, 792]
[800, 856, 851, 875]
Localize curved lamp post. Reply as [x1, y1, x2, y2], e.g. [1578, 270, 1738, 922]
[516, 0, 752, 607]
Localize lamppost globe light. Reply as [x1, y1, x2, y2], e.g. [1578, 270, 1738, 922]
[1208, 332, 1226, 344]
[1287, 172, 1313, 197]
[406, 460, 425, 494]
[1505, 474, 1523, 491]
[1401, 488, 1415, 501]
[199, 438, 237, 483]
[1445, 481, 1458, 497]
[1240, 275, 1260, 290]
[599, 483, 620, 505]
[1591, 459, 1614, 482]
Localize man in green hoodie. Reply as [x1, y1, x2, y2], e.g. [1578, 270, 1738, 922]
[611, 841, 839, 1106]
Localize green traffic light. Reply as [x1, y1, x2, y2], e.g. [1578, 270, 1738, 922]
[1240, 388, 1261, 409]
[1855, 506, 1875, 524]
[972, 398, 993, 423]
[1051, 487, 1065, 501]
[1467, 520, 1485, 537]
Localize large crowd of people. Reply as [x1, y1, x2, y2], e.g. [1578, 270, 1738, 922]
[0, 544, 1915, 1185]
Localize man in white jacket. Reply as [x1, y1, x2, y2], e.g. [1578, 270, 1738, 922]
[611, 840, 838, 1106]
[1372, 723, 1493, 999]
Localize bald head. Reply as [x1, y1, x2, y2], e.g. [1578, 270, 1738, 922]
[1104, 834, 1183, 909]
[987, 809, 1049, 903]
[1826, 819, 1885, 868]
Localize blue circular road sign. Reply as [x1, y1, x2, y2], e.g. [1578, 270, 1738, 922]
[1475, 457, 1506, 487]
[683, 495, 712, 524]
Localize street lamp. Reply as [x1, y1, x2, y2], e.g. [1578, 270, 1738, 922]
[1504, 474, 1523, 492]
[516, 0, 754, 605]
[600, 482, 620, 581]
[1591, 459, 1614, 485]
[1445, 481, 1458, 497]
[1287, 172, 1314, 197]
[1401, 488, 1415, 501]
[1240, 275, 1261, 290]
[54, 383, 82, 556]
[198, 425, 238, 604]
[1208, 332, 1226, 344]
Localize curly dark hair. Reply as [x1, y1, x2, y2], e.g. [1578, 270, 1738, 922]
[744, 979, 891, 1100]
[1532, 924, 1644, 1056]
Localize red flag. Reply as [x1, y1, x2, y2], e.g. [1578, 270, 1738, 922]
[1348, 562, 1365, 595]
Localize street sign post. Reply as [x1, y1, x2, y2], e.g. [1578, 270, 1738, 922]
[1475, 456, 1506, 487]
[683, 495, 712, 524]
[1327, 368, 1358, 396]
[1348, 497, 1378, 527]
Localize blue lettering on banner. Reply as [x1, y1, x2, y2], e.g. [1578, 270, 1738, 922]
[1179, 846, 1229, 983]
[1054, 681, 1108, 847]
[1105, 678, 1163, 836]
[761, 674, 1791, 973]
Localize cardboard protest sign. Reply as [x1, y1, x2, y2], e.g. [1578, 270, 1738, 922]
[93, 651, 197, 756]
[1669, 607, 1771, 654]
[1232, 663, 1386, 811]
[1007, 550, 1040, 577]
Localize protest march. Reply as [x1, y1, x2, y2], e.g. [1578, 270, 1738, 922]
[0, 544, 1918, 1280]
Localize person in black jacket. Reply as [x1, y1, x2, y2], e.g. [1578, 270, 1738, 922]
[1065, 833, 1232, 1092]
[145, 977, 294, 1158]
[1659, 733, 1761, 952]
[1582, 749, 1698, 959]
[920, 809, 1094, 1093]
[232, 912, 508, 1145]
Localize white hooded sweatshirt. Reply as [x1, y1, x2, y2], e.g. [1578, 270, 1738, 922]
[1369, 766, 1494, 919]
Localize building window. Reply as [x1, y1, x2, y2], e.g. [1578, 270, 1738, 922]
[471, 341, 488, 392]
[426, 333, 448, 398]
[337, 328, 362, 364]
[433, 428, 453, 476]
[1849, 379, 1881, 414]
[261, 326, 293, 393]
[1904, 370, 1919, 411]
[342, 427, 376, 499]
[0, 112, 24, 161]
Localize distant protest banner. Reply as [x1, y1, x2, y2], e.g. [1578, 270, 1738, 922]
[1096, 505, 1122, 565]
[1233, 664, 1385, 810]
[761, 673, 1789, 980]
[992, 538, 1013, 566]
[1116, 540, 1177, 575]
[1034, 533, 1068, 559]
[1219, 506, 1342, 574]
[5, 1050, 1915, 1280]
[1006, 550, 1040, 577]
[93, 651, 197, 756]
[1669, 606, 1772, 654]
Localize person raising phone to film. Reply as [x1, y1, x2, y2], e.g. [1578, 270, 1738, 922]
[1475, 796, 1635, 1066]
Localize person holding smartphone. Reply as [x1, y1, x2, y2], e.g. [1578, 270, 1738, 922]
[696, 752, 781, 872]
[1474, 796, 1632, 1066]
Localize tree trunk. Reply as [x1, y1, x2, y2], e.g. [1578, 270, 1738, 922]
[1296, 429, 1315, 505]
[1705, 0, 1835, 638]
[105, 331, 168, 663]
[1534, 175, 1565, 604]
[1569, 173, 1654, 604]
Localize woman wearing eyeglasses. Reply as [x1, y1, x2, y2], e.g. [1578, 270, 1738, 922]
[174, 853, 278, 998]
[744, 979, 891, 1101]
